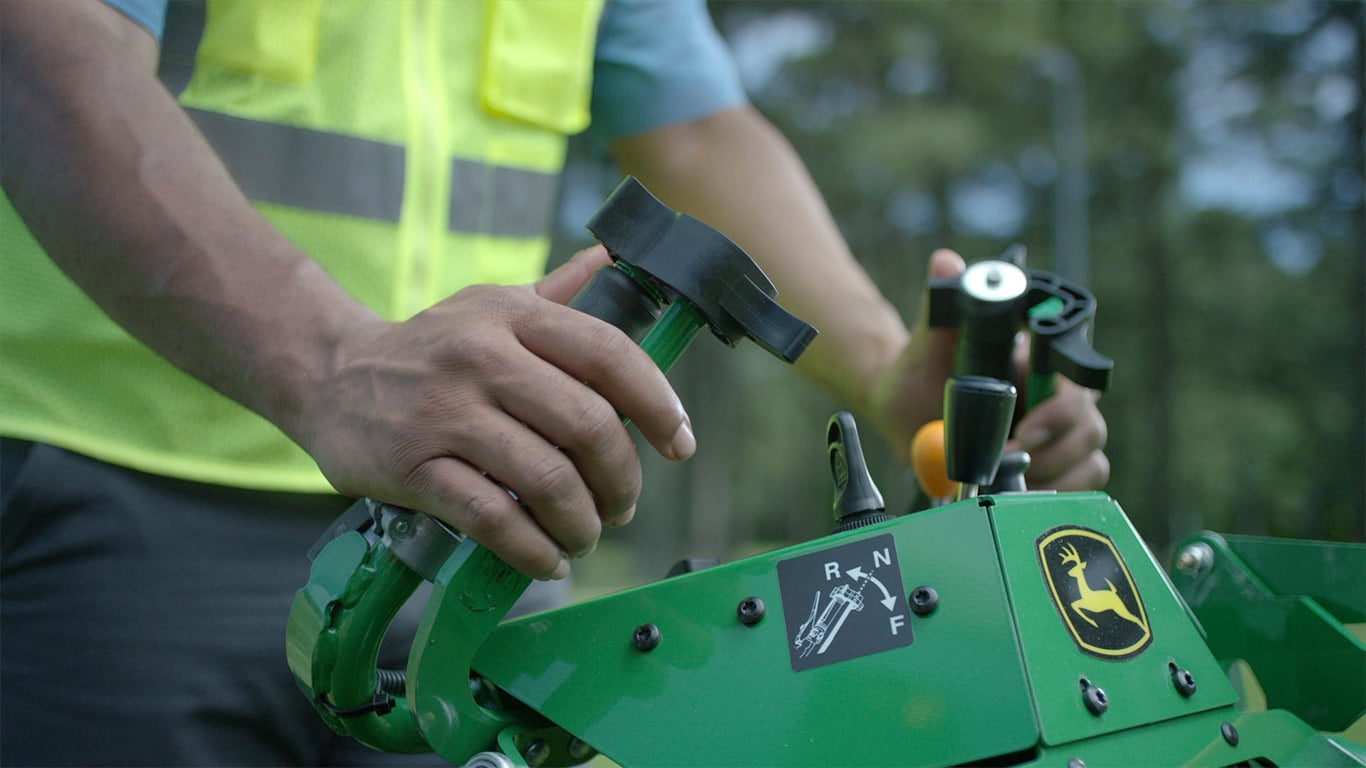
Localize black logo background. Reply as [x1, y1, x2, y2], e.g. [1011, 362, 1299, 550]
[1037, 527, 1152, 659]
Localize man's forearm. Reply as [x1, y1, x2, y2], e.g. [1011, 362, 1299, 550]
[0, 1, 370, 448]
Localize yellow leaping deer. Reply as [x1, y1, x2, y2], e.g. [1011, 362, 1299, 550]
[1058, 543, 1146, 630]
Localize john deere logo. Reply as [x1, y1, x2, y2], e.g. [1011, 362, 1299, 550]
[1037, 526, 1152, 659]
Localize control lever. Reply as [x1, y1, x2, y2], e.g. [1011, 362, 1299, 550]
[828, 412, 890, 532]
[943, 375, 1018, 501]
[928, 245, 1112, 408]
[913, 247, 1113, 504]
[287, 176, 817, 763]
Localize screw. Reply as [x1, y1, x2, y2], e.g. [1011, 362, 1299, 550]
[1170, 663, 1197, 697]
[632, 622, 661, 652]
[910, 585, 939, 616]
[391, 517, 412, 536]
[1067, 759, 1086, 768]
[1221, 722, 1239, 747]
[567, 738, 595, 762]
[1080, 678, 1108, 716]
[737, 596, 766, 626]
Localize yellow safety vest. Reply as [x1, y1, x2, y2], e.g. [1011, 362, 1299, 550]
[0, 0, 605, 492]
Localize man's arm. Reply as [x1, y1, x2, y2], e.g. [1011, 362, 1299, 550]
[612, 104, 1108, 490]
[1, 0, 695, 578]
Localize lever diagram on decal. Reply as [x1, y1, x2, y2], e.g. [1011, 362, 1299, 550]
[778, 534, 914, 671]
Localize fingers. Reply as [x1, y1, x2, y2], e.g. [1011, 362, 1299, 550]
[421, 289, 688, 577]
[490, 348, 644, 527]
[913, 249, 966, 369]
[400, 455, 573, 580]
[518, 304, 696, 462]
[534, 245, 612, 304]
[1007, 376, 1109, 491]
[310, 279, 692, 581]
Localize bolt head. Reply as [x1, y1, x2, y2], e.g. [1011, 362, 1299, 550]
[1175, 542, 1214, 576]
[737, 596, 766, 626]
[1171, 667, 1197, 697]
[910, 585, 939, 616]
[632, 622, 661, 652]
[1082, 681, 1108, 715]
[567, 739, 595, 761]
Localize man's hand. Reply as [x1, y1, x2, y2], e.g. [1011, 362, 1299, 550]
[300, 247, 695, 581]
[868, 249, 1109, 492]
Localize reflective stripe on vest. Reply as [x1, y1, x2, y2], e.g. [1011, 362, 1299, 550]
[0, 0, 604, 493]
[185, 108, 558, 238]
[163, 3, 561, 237]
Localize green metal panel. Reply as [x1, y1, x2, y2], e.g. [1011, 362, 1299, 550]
[1222, 535, 1366, 623]
[988, 492, 1239, 748]
[1022, 707, 1365, 767]
[475, 504, 1038, 767]
[1170, 531, 1366, 732]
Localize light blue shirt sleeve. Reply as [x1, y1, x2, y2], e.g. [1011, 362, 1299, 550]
[589, 0, 749, 143]
[102, 0, 167, 42]
[100, 0, 744, 144]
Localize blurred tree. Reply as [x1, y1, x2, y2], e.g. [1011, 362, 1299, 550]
[555, 0, 1364, 582]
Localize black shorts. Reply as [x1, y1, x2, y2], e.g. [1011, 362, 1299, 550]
[0, 440, 566, 767]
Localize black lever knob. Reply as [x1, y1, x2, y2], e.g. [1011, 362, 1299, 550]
[584, 177, 817, 363]
[827, 412, 890, 532]
[944, 376, 1017, 490]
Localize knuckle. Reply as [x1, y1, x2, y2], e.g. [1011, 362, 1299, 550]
[581, 322, 636, 378]
[523, 453, 580, 508]
[602, 459, 642, 518]
[454, 487, 515, 541]
[569, 397, 622, 451]
[1090, 451, 1111, 488]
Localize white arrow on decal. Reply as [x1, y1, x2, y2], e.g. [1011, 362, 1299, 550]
[847, 566, 897, 611]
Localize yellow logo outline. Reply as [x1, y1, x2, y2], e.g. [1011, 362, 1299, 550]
[1037, 526, 1152, 659]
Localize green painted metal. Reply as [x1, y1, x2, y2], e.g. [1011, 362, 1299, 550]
[637, 300, 705, 374]
[1023, 706, 1366, 767]
[989, 493, 1240, 748]
[1170, 531, 1366, 732]
[475, 503, 1040, 767]
[406, 536, 540, 764]
[285, 533, 429, 752]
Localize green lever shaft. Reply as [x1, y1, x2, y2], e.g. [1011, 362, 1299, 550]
[639, 300, 706, 375]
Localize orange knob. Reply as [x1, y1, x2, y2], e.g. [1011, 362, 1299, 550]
[911, 420, 957, 499]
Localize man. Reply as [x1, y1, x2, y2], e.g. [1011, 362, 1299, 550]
[0, 1, 1107, 764]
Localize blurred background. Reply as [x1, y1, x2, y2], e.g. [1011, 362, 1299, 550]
[552, 0, 1364, 592]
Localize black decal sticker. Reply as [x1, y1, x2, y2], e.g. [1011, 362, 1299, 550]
[777, 534, 912, 672]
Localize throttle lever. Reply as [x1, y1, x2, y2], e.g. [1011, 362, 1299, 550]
[928, 245, 1112, 408]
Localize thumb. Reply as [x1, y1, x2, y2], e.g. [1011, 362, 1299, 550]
[907, 249, 966, 373]
[534, 245, 613, 304]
